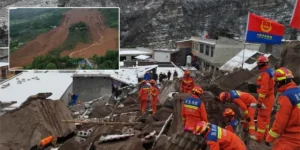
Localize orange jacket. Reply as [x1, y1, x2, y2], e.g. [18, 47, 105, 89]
[150, 85, 159, 98]
[139, 84, 150, 100]
[181, 95, 208, 128]
[257, 66, 275, 101]
[225, 118, 239, 133]
[229, 90, 257, 115]
[205, 124, 246, 150]
[40, 136, 53, 146]
[180, 77, 194, 92]
[266, 82, 300, 143]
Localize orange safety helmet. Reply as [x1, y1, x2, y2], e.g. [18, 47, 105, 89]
[194, 121, 210, 135]
[219, 92, 229, 103]
[274, 67, 294, 82]
[150, 79, 156, 84]
[184, 70, 190, 76]
[192, 86, 204, 95]
[257, 55, 269, 63]
[141, 80, 147, 84]
[222, 108, 235, 117]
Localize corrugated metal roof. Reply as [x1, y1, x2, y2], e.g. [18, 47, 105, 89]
[220, 49, 271, 71]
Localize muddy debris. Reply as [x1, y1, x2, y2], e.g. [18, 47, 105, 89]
[279, 41, 300, 84]
[89, 105, 113, 118]
[210, 69, 255, 94]
[95, 136, 145, 150]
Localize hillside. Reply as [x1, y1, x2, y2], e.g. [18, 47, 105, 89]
[60, 0, 297, 48]
[9, 8, 119, 69]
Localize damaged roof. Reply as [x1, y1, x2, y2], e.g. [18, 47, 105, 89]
[220, 49, 272, 72]
[74, 70, 138, 85]
[0, 71, 73, 109]
[176, 36, 216, 45]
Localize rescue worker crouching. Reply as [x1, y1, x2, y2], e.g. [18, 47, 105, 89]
[150, 79, 159, 115]
[193, 121, 246, 150]
[222, 108, 239, 133]
[251, 55, 275, 142]
[138, 80, 151, 114]
[180, 70, 195, 93]
[182, 86, 208, 131]
[219, 90, 256, 135]
[265, 67, 300, 149]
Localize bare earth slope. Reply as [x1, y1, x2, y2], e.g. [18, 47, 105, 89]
[10, 9, 118, 68]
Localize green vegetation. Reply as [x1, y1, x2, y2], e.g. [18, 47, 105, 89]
[92, 50, 119, 69]
[23, 55, 84, 69]
[9, 8, 70, 52]
[99, 9, 119, 28]
[49, 22, 92, 56]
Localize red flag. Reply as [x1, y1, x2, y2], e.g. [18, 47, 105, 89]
[246, 13, 284, 44]
[290, 0, 300, 29]
[205, 34, 209, 39]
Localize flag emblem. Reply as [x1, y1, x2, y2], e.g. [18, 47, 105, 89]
[260, 20, 272, 33]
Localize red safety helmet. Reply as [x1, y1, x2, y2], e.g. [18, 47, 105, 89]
[192, 86, 204, 96]
[222, 108, 235, 117]
[274, 67, 294, 82]
[219, 92, 229, 103]
[150, 79, 156, 84]
[141, 80, 147, 84]
[194, 121, 210, 135]
[184, 70, 190, 76]
[257, 55, 269, 64]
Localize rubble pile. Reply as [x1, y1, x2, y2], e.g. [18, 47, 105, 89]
[209, 69, 255, 95]
[279, 41, 300, 84]
[0, 72, 279, 150]
[194, 71, 213, 90]
[0, 93, 75, 150]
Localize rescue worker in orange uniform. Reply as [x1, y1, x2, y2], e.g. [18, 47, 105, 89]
[150, 79, 159, 115]
[181, 86, 208, 131]
[265, 67, 300, 149]
[37, 136, 57, 149]
[223, 108, 239, 133]
[219, 90, 256, 135]
[193, 121, 246, 150]
[251, 55, 275, 141]
[180, 70, 195, 93]
[138, 80, 151, 113]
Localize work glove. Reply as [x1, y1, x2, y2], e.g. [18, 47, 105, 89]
[256, 102, 262, 109]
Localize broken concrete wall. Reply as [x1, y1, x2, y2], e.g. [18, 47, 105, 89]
[0, 98, 75, 150]
[73, 76, 113, 102]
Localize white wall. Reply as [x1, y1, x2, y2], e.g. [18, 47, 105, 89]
[154, 51, 170, 62]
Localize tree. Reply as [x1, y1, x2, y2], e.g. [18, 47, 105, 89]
[45, 63, 57, 69]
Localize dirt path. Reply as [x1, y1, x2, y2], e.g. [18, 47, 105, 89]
[10, 9, 118, 68]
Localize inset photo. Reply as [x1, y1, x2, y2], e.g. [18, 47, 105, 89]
[9, 7, 119, 70]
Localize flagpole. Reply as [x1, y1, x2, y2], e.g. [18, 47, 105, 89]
[242, 12, 250, 69]
[241, 42, 246, 68]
